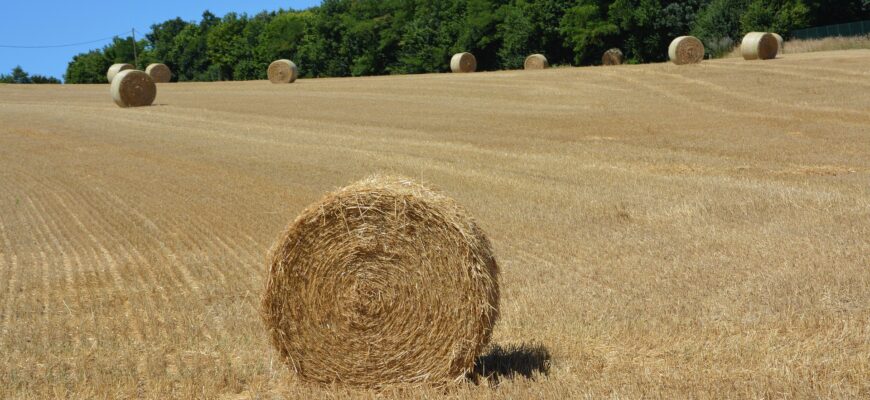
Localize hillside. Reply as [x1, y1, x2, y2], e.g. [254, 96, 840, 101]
[1, 50, 869, 398]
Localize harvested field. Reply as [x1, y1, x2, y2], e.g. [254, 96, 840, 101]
[1, 50, 869, 399]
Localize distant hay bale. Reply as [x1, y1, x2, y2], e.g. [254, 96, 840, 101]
[668, 36, 705, 65]
[268, 59, 299, 84]
[524, 54, 549, 70]
[110, 70, 156, 108]
[742, 32, 779, 60]
[772, 33, 784, 54]
[602, 48, 625, 65]
[261, 175, 500, 388]
[450, 52, 477, 73]
[106, 63, 134, 83]
[145, 63, 172, 83]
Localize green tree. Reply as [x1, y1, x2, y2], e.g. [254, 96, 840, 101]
[530, 0, 579, 64]
[741, 0, 811, 34]
[498, 1, 538, 68]
[256, 11, 310, 65]
[692, 0, 749, 56]
[393, 1, 463, 74]
[146, 18, 190, 82]
[62, 0, 870, 83]
[29, 74, 61, 84]
[455, 0, 509, 71]
[1, 66, 30, 83]
[608, 0, 709, 63]
[10, 66, 31, 83]
[803, 0, 869, 26]
[65, 50, 112, 83]
[103, 36, 149, 69]
[297, 0, 352, 77]
[234, 12, 271, 80]
[560, 0, 619, 64]
[499, 0, 577, 68]
[170, 25, 211, 81]
[207, 13, 250, 80]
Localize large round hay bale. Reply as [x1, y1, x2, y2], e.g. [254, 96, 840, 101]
[524, 54, 549, 70]
[268, 59, 299, 84]
[110, 70, 156, 108]
[106, 63, 134, 83]
[450, 52, 477, 73]
[261, 175, 500, 388]
[741, 32, 779, 60]
[771, 32, 784, 54]
[602, 48, 625, 65]
[668, 36, 705, 65]
[145, 63, 172, 83]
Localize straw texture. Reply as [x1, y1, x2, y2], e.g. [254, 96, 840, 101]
[268, 60, 299, 84]
[524, 54, 549, 70]
[668, 36, 705, 65]
[261, 175, 500, 388]
[602, 48, 625, 65]
[742, 32, 779, 60]
[110, 70, 156, 108]
[146, 63, 172, 83]
[450, 53, 477, 73]
[772, 33, 784, 54]
[106, 63, 134, 83]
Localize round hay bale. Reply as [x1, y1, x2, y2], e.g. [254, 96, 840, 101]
[771, 32, 784, 54]
[268, 59, 299, 84]
[106, 63, 134, 83]
[602, 48, 625, 66]
[110, 70, 156, 108]
[741, 32, 779, 60]
[261, 175, 500, 388]
[145, 63, 172, 83]
[668, 36, 705, 65]
[524, 54, 549, 70]
[450, 52, 477, 73]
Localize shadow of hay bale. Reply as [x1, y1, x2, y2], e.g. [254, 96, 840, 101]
[469, 343, 551, 385]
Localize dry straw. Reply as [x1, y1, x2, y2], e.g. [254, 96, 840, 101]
[146, 63, 172, 83]
[261, 175, 500, 388]
[524, 54, 549, 70]
[668, 36, 705, 65]
[110, 70, 156, 108]
[451, 52, 477, 73]
[268, 59, 299, 84]
[772, 33, 784, 54]
[602, 48, 625, 65]
[742, 32, 779, 60]
[106, 63, 134, 83]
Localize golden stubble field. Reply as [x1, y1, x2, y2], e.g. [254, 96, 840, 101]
[1, 50, 869, 399]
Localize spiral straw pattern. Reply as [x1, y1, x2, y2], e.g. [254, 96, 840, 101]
[268, 59, 299, 84]
[668, 36, 705, 65]
[262, 176, 500, 388]
[450, 53, 477, 73]
[146, 63, 172, 83]
[110, 70, 156, 108]
[742, 32, 779, 60]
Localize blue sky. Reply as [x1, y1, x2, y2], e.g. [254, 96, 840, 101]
[0, 1, 320, 81]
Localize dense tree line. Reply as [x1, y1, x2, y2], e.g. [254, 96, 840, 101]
[0, 66, 61, 84]
[64, 0, 869, 83]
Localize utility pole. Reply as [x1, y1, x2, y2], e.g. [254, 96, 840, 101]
[132, 28, 138, 68]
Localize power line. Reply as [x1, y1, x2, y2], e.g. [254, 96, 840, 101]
[0, 30, 134, 49]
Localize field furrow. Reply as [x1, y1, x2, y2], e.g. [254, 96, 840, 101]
[0, 217, 18, 344]
[1, 49, 869, 399]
